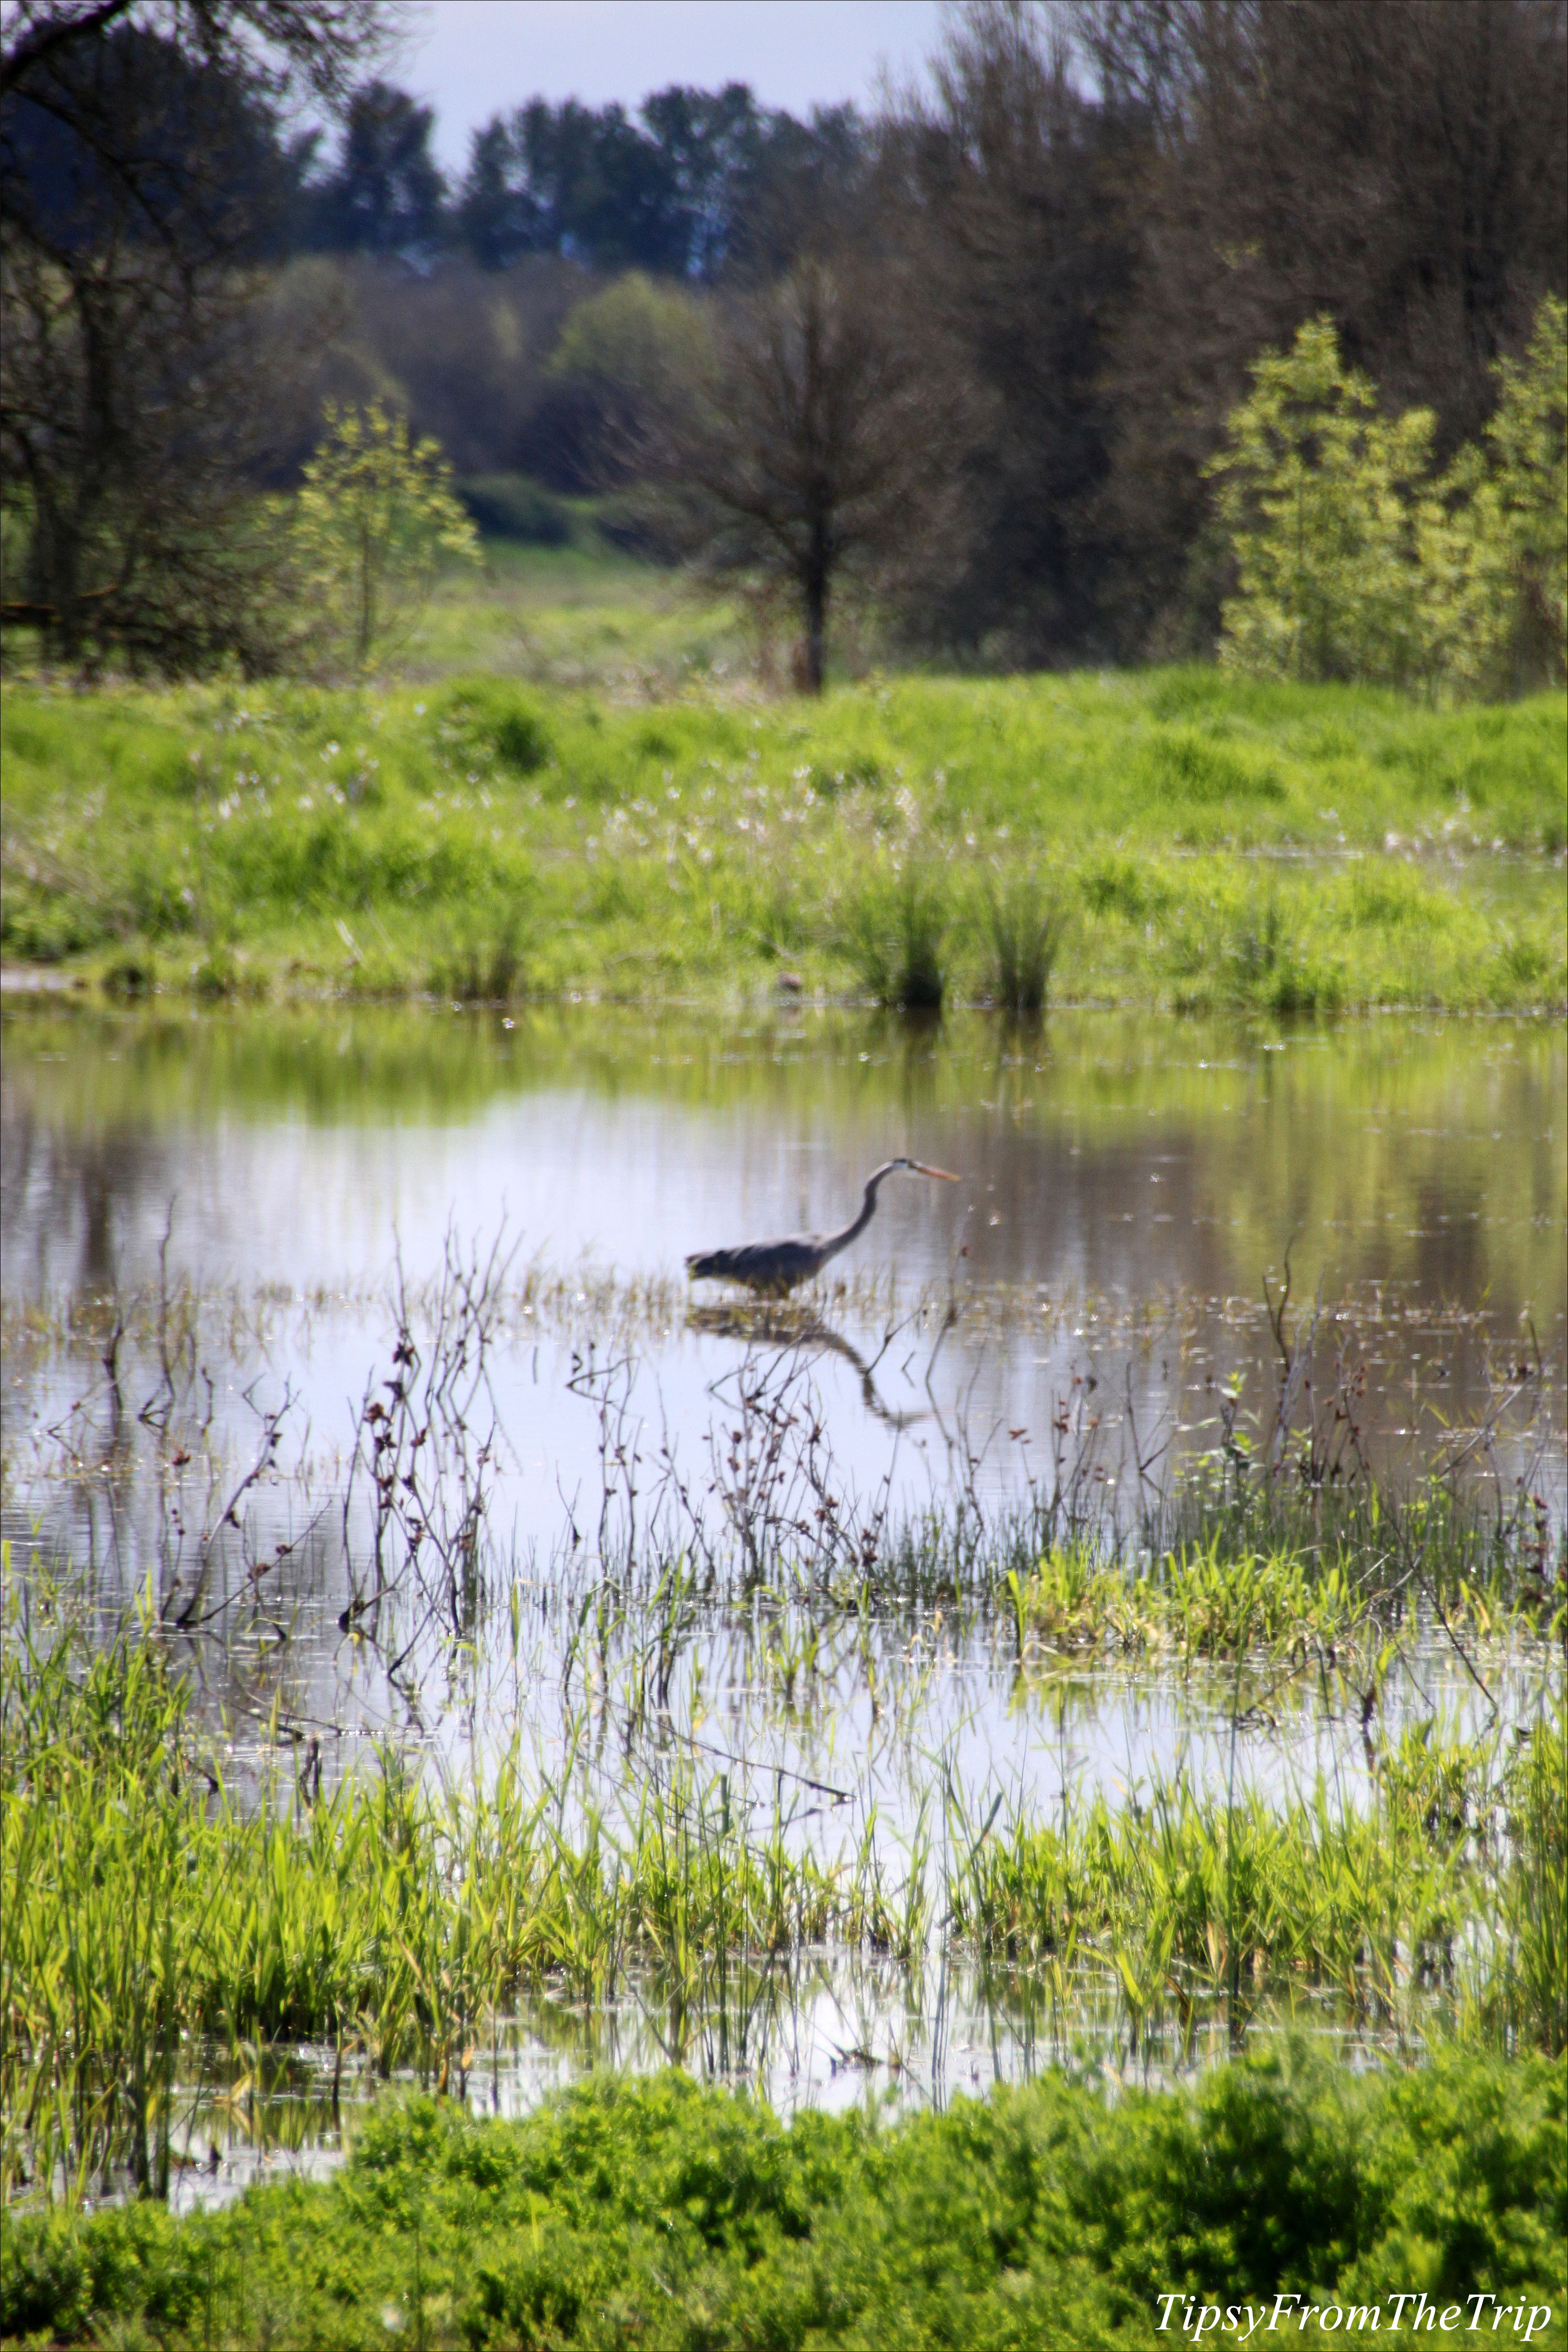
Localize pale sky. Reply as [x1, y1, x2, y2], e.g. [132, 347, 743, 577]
[397, 1, 948, 173]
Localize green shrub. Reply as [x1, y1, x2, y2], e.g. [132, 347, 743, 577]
[441, 678, 553, 774]
[1208, 317, 1435, 688]
[1211, 298, 1567, 699]
[3, 2054, 1563, 2349]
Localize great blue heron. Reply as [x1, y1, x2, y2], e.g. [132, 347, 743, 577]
[685, 1158, 960, 1295]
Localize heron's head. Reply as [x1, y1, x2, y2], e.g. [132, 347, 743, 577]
[889, 1157, 960, 1182]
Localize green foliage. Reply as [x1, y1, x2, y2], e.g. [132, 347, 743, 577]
[1214, 301, 1568, 700]
[0, 667, 1562, 1009]
[437, 678, 553, 774]
[549, 271, 708, 399]
[846, 863, 949, 1009]
[954, 1686, 1566, 2023]
[456, 472, 572, 545]
[2, 2053, 1563, 2348]
[425, 909, 527, 1003]
[1420, 295, 1568, 697]
[293, 405, 481, 674]
[1012, 1540, 1370, 1658]
[0, 1614, 862, 2200]
[5, 1609, 1561, 2205]
[1208, 318, 1436, 687]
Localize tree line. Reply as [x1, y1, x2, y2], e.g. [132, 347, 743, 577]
[2, 0, 1564, 686]
[6, 34, 865, 274]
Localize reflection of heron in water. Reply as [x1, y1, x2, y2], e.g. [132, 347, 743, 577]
[686, 1303, 936, 1432]
[686, 1158, 960, 1296]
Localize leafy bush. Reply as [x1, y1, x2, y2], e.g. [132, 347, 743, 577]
[440, 679, 553, 773]
[3, 2054, 1563, 2349]
[1212, 298, 1567, 699]
[1207, 318, 1436, 688]
[293, 404, 481, 673]
[1420, 295, 1568, 697]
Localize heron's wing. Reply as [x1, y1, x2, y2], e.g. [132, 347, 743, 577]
[686, 1233, 824, 1285]
[728, 1235, 823, 1277]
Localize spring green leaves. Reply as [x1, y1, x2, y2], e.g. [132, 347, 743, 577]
[1210, 298, 1567, 697]
[3, 2045, 1564, 2348]
[293, 404, 481, 675]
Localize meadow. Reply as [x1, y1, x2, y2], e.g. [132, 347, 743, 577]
[2, 546, 1564, 1013]
[3, 549, 1565, 2350]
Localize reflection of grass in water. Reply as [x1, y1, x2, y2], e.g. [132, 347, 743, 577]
[4, 1605, 1561, 2207]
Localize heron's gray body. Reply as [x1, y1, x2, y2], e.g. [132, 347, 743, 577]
[685, 1158, 959, 1294]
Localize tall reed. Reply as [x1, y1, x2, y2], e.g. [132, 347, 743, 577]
[845, 866, 948, 1010]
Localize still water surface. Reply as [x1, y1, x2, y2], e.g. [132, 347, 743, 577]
[2, 1002, 1563, 2180]
[6, 1002, 1561, 1488]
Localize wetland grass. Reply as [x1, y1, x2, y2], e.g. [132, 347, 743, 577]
[844, 865, 949, 1012]
[948, 1698, 1567, 2058]
[5, 1582, 1560, 2206]
[984, 867, 1070, 1017]
[0, 1615, 871, 2201]
[3, 1221, 1562, 2300]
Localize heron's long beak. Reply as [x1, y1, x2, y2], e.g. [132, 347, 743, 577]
[910, 1162, 961, 1181]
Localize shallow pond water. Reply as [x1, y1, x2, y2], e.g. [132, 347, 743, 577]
[3, 1000, 1563, 2195]
[4, 999, 1561, 1787]
[6, 998, 1562, 1448]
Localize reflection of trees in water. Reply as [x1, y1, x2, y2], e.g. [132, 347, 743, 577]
[0, 1090, 171, 1295]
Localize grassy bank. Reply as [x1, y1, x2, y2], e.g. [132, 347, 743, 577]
[3, 2054, 1564, 2350]
[2, 667, 1563, 1011]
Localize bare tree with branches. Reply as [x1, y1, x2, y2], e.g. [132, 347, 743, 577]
[642, 249, 966, 692]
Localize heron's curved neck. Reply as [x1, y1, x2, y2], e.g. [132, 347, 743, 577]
[821, 1165, 898, 1264]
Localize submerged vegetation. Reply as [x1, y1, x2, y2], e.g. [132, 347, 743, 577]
[2, 662, 1563, 1010]
[6, 1603, 1562, 2197]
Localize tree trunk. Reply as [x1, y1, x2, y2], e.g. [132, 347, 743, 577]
[802, 519, 829, 694]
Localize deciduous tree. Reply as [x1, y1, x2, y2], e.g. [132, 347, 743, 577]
[0, 0, 395, 668]
[291, 399, 478, 671]
[1207, 318, 1436, 687]
[641, 252, 961, 692]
